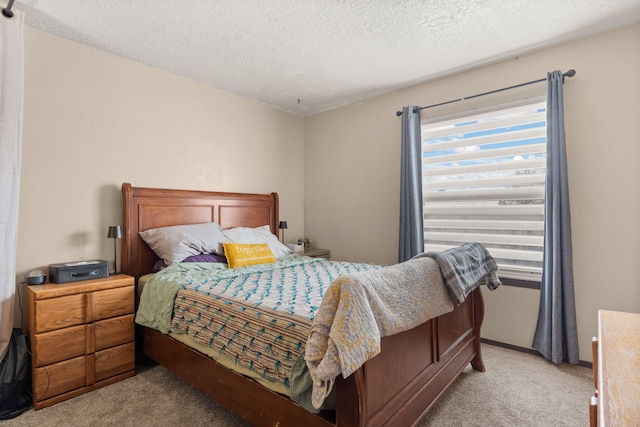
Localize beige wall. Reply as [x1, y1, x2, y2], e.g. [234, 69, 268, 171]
[17, 28, 305, 289]
[17, 24, 640, 362]
[304, 24, 640, 362]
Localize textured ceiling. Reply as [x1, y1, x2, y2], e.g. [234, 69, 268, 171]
[10, 0, 640, 116]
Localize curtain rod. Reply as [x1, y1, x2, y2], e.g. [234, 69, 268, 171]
[2, 0, 16, 18]
[396, 69, 576, 117]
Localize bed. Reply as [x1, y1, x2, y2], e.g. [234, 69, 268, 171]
[121, 182, 487, 427]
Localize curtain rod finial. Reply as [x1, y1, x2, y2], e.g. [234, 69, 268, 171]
[396, 110, 403, 116]
[565, 69, 576, 77]
[2, 0, 15, 18]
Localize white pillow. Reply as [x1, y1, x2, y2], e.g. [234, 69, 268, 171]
[222, 225, 291, 258]
[139, 222, 227, 265]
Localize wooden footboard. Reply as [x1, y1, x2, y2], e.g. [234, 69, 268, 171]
[335, 288, 484, 427]
[142, 287, 484, 427]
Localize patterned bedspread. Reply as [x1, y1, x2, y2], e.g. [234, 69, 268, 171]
[136, 255, 381, 398]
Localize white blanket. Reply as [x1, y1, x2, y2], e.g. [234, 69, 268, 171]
[304, 257, 454, 409]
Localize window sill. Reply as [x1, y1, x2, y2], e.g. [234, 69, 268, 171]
[499, 277, 540, 289]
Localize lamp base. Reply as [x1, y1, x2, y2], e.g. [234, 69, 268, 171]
[112, 241, 118, 276]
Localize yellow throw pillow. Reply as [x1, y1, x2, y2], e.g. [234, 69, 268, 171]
[223, 242, 277, 268]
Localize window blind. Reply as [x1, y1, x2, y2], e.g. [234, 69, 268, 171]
[422, 99, 546, 282]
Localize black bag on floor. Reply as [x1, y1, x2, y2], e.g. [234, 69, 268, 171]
[0, 328, 31, 419]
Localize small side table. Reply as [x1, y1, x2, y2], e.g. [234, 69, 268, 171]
[301, 248, 330, 259]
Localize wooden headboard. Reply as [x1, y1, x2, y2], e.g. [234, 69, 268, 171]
[121, 183, 279, 280]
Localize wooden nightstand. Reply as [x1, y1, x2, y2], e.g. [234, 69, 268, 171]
[301, 248, 330, 259]
[23, 274, 135, 410]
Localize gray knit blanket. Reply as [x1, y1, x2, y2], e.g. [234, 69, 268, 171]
[415, 242, 502, 304]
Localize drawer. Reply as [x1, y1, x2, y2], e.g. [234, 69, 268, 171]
[92, 287, 134, 321]
[34, 294, 85, 333]
[33, 325, 86, 367]
[33, 286, 134, 331]
[95, 314, 134, 351]
[95, 342, 135, 382]
[33, 355, 86, 401]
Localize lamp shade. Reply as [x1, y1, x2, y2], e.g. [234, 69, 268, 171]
[279, 221, 288, 230]
[107, 225, 123, 239]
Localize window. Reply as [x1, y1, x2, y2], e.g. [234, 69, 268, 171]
[421, 98, 546, 284]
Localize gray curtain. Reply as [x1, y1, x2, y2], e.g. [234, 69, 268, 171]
[399, 106, 423, 262]
[532, 71, 579, 364]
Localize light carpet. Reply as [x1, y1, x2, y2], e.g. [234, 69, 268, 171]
[3, 344, 592, 426]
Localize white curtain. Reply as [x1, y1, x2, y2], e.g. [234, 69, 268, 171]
[0, 6, 24, 360]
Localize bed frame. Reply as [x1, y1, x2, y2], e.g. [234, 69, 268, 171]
[121, 182, 485, 427]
